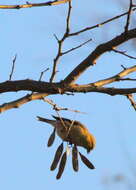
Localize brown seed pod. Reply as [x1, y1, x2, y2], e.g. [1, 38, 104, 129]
[72, 145, 79, 172]
[50, 143, 64, 171]
[79, 152, 95, 169]
[56, 151, 67, 180]
[47, 129, 56, 147]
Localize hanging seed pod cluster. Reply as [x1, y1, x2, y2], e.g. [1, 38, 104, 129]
[37, 115, 96, 179]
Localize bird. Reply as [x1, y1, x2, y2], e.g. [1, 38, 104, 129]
[37, 115, 96, 153]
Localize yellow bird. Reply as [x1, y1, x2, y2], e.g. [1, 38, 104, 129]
[37, 115, 96, 153]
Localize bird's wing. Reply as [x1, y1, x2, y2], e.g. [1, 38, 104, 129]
[52, 115, 71, 122]
[51, 115, 85, 129]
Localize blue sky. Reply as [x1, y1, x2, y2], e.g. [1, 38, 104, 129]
[0, 0, 136, 189]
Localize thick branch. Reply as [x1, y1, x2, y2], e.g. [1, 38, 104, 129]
[0, 93, 48, 113]
[0, 80, 62, 94]
[0, 69, 136, 112]
[1, 63, 136, 95]
[63, 28, 136, 84]
[91, 65, 136, 87]
[0, 85, 136, 113]
[67, 85, 136, 96]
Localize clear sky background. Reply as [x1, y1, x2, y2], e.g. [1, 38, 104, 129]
[0, 0, 136, 189]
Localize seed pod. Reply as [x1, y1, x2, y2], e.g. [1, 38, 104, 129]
[72, 145, 79, 172]
[47, 129, 56, 147]
[50, 143, 64, 171]
[79, 152, 95, 169]
[56, 151, 67, 180]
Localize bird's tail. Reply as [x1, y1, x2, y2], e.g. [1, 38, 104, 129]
[37, 116, 55, 126]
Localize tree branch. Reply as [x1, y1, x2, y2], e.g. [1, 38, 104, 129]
[63, 28, 136, 84]
[1, 86, 136, 113]
[112, 48, 136, 60]
[67, 85, 136, 96]
[0, 93, 48, 113]
[9, 54, 17, 81]
[126, 94, 136, 111]
[124, 0, 133, 32]
[1, 64, 136, 113]
[43, 98, 86, 113]
[62, 38, 92, 55]
[0, 80, 61, 94]
[91, 65, 136, 87]
[0, 64, 136, 95]
[69, 7, 136, 36]
[0, 0, 70, 9]
[50, 1, 72, 82]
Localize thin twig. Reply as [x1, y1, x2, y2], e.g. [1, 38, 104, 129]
[65, 0, 72, 35]
[39, 68, 49, 81]
[44, 97, 86, 114]
[69, 7, 136, 37]
[9, 54, 17, 81]
[119, 78, 136, 81]
[126, 94, 136, 111]
[53, 34, 59, 42]
[62, 38, 92, 55]
[54, 110, 77, 142]
[125, 0, 133, 32]
[49, 1, 72, 82]
[55, 111, 67, 129]
[112, 48, 136, 60]
[0, 0, 70, 9]
[121, 65, 127, 70]
[65, 113, 76, 140]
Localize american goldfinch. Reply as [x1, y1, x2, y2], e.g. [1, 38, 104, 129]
[37, 115, 96, 153]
